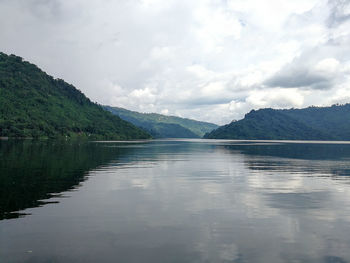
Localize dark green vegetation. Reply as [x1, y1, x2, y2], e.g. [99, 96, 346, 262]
[0, 140, 136, 219]
[205, 104, 350, 140]
[0, 52, 150, 139]
[104, 106, 218, 138]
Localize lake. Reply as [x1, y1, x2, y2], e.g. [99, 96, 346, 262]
[1, 139, 350, 263]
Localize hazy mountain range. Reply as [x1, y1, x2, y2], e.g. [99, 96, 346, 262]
[104, 106, 218, 138]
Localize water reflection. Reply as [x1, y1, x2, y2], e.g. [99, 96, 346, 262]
[218, 142, 350, 178]
[0, 140, 138, 219]
[1, 140, 350, 263]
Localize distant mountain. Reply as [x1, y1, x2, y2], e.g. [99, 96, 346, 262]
[204, 104, 350, 140]
[0, 52, 150, 139]
[104, 106, 218, 138]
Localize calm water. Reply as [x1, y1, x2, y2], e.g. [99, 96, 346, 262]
[1, 139, 350, 263]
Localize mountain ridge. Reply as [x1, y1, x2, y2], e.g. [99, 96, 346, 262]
[204, 104, 350, 140]
[104, 106, 218, 138]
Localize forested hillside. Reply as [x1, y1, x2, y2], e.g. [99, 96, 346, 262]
[204, 105, 350, 140]
[0, 52, 150, 139]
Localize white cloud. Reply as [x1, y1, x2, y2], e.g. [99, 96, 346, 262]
[227, 88, 305, 120]
[201, 82, 226, 97]
[0, 0, 349, 125]
[160, 109, 169, 115]
[246, 88, 305, 108]
[193, 5, 242, 52]
[314, 58, 340, 74]
[186, 64, 215, 79]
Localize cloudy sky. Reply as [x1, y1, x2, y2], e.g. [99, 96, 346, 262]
[0, 0, 349, 124]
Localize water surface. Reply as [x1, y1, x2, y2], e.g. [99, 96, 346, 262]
[1, 139, 350, 263]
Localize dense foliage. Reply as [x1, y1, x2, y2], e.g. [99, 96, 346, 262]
[0, 52, 150, 139]
[204, 105, 350, 140]
[104, 106, 218, 138]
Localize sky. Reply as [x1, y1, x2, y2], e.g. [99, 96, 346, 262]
[0, 0, 350, 125]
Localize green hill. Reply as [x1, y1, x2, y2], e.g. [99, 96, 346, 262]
[0, 52, 150, 140]
[204, 105, 350, 140]
[104, 106, 218, 138]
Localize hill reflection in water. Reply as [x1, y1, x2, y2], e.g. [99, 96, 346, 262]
[0, 140, 139, 219]
[1, 139, 350, 263]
